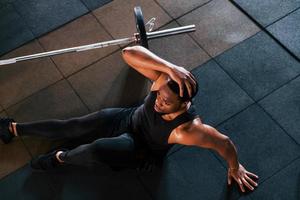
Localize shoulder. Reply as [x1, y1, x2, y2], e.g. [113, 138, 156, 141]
[168, 117, 204, 144]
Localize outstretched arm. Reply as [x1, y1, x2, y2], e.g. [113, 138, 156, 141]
[174, 122, 259, 192]
[122, 45, 196, 97]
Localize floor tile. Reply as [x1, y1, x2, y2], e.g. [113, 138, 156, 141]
[0, 108, 6, 117]
[6, 79, 89, 122]
[216, 31, 300, 101]
[233, 0, 300, 27]
[0, 4, 34, 56]
[0, 164, 56, 200]
[47, 165, 151, 200]
[148, 21, 210, 71]
[21, 137, 65, 159]
[68, 50, 151, 111]
[93, 0, 172, 41]
[267, 8, 300, 60]
[156, 0, 211, 19]
[0, 140, 31, 179]
[259, 76, 300, 145]
[0, 40, 62, 108]
[178, 0, 259, 57]
[139, 147, 239, 200]
[0, 0, 15, 6]
[249, 157, 300, 200]
[81, 0, 112, 11]
[38, 13, 119, 77]
[13, 0, 88, 37]
[215, 104, 300, 183]
[191, 60, 254, 126]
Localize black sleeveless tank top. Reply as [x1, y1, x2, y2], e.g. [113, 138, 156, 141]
[130, 90, 199, 154]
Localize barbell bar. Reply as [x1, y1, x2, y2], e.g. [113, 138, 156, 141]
[0, 6, 195, 66]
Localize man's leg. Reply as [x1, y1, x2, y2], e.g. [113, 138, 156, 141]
[31, 133, 137, 170]
[5, 108, 134, 142]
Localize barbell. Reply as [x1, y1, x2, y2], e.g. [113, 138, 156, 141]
[0, 6, 195, 66]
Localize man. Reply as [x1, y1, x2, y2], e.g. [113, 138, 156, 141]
[0, 45, 258, 193]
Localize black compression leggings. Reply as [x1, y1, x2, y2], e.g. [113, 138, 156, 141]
[16, 108, 139, 168]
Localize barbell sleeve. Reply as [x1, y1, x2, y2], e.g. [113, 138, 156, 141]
[147, 25, 196, 40]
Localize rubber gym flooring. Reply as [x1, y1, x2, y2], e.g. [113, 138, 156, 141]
[0, 0, 299, 199]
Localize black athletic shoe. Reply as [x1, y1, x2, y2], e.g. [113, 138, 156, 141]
[30, 149, 67, 171]
[0, 118, 15, 144]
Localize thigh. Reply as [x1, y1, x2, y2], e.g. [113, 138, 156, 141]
[74, 107, 134, 143]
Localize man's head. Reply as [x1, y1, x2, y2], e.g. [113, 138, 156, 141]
[154, 77, 198, 114]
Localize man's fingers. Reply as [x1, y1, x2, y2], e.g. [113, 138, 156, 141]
[184, 80, 193, 97]
[246, 171, 259, 179]
[245, 174, 258, 187]
[237, 178, 245, 192]
[227, 174, 232, 185]
[242, 177, 254, 191]
[233, 177, 244, 192]
[188, 76, 197, 92]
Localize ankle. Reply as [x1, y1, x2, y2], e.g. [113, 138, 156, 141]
[9, 122, 18, 137]
[56, 151, 65, 163]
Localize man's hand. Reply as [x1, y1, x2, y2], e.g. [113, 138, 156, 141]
[228, 163, 259, 192]
[168, 66, 197, 97]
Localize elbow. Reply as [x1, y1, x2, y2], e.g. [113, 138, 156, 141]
[122, 46, 141, 55]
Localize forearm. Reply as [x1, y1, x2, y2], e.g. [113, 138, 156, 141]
[219, 138, 240, 170]
[122, 45, 177, 74]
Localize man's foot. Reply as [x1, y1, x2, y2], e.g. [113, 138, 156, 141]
[30, 149, 67, 171]
[0, 118, 15, 144]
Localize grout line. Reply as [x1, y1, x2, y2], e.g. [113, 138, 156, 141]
[229, 0, 300, 62]
[154, 0, 213, 21]
[255, 155, 300, 186]
[256, 103, 300, 146]
[35, 39, 92, 113]
[266, 6, 300, 28]
[4, 78, 63, 112]
[255, 73, 300, 102]
[212, 58, 300, 158]
[214, 57, 300, 146]
[153, 0, 214, 58]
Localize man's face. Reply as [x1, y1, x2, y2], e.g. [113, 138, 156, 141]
[154, 84, 185, 114]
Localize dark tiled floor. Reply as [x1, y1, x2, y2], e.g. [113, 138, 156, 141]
[215, 104, 300, 183]
[6, 80, 89, 121]
[259, 75, 300, 145]
[1, 0, 300, 199]
[215, 31, 300, 101]
[0, 165, 58, 200]
[0, 40, 62, 109]
[155, 0, 211, 19]
[0, 4, 34, 55]
[140, 147, 232, 200]
[248, 156, 300, 200]
[148, 21, 210, 71]
[232, 0, 300, 27]
[178, 0, 259, 57]
[191, 60, 254, 126]
[80, 0, 112, 11]
[13, 0, 89, 37]
[38, 13, 118, 77]
[47, 165, 152, 200]
[68, 50, 150, 111]
[267, 8, 300, 60]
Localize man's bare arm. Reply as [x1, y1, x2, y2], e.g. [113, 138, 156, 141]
[174, 123, 259, 192]
[122, 46, 196, 97]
